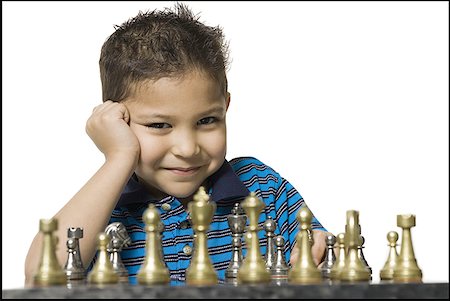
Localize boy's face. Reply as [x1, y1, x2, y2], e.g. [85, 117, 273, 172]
[125, 70, 229, 200]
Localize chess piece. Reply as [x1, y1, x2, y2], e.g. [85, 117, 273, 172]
[105, 222, 131, 283]
[339, 210, 371, 282]
[185, 187, 218, 285]
[307, 229, 314, 245]
[358, 235, 372, 277]
[225, 203, 247, 284]
[271, 235, 289, 285]
[393, 214, 422, 283]
[329, 233, 346, 282]
[33, 218, 67, 286]
[87, 232, 119, 285]
[137, 204, 170, 285]
[64, 227, 86, 286]
[380, 231, 399, 281]
[263, 216, 277, 271]
[237, 192, 271, 284]
[108, 238, 129, 283]
[288, 206, 322, 284]
[321, 234, 336, 279]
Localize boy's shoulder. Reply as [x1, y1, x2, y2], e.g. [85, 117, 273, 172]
[228, 156, 279, 176]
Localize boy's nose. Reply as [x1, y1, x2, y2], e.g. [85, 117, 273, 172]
[171, 131, 200, 158]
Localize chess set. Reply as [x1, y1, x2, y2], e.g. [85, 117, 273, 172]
[31, 187, 423, 288]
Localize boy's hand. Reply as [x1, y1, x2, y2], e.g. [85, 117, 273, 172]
[289, 230, 333, 267]
[86, 100, 140, 163]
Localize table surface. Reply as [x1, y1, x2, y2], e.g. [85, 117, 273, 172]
[2, 282, 449, 299]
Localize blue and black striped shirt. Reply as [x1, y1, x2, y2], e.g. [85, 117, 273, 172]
[108, 156, 326, 284]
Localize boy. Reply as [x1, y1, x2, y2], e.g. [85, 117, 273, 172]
[24, 3, 331, 285]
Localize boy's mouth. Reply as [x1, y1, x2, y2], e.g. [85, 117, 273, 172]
[165, 166, 202, 176]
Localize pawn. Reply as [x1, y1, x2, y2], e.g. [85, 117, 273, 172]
[87, 233, 119, 285]
[263, 216, 277, 271]
[358, 235, 372, 277]
[329, 233, 346, 282]
[64, 227, 86, 286]
[288, 207, 322, 284]
[33, 218, 67, 286]
[380, 231, 399, 281]
[321, 234, 336, 279]
[137, 203, 170, 285]
[271, 235, 289, 285]
[393, 214, 422, 283]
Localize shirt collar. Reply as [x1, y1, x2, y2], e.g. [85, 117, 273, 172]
[116, 160, 249, 207]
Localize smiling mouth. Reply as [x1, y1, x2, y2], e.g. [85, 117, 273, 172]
[165, 166, 201, 175]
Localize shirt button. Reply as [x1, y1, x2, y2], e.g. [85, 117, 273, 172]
[161, 203, 171, 211]
[179, 220, 190, 229]
[182, 244, 192, 255]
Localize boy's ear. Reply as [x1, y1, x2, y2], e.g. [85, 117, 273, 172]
[226, 92, 231, 111]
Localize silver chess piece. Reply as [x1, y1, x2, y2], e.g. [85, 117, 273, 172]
[263, 216, 277, 271]
[225, 202, 247, 284]
[64, 227, 86, 286]
[105, 222, 131, 283]
[271, 235, 289, 285]
[321, 234, 337, 280]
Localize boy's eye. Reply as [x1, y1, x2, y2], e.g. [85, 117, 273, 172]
[147, 123, 171, 129]
[197, 117, 217, 125]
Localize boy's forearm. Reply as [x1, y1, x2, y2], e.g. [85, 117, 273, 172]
[24, 156, 136, 286]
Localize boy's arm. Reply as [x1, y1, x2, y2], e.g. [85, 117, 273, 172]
[24, 101, 140, 286]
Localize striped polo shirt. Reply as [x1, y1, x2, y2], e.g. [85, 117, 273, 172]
[105, 156, 326, 285]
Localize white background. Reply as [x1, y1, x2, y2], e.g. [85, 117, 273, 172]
[3, 1, 448, 289]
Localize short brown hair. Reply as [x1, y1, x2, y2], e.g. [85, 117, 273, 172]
[99, 2, 229, 102]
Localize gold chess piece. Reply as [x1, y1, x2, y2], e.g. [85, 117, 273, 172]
[137, 203, 170, 285]
[33, 218, 67, 286]
[380, 231, 399, 281]
[393, 214, 422, 283]
[288, 207, 322, 284]
[329, 233, 346, 282]
[237, 192, 271, 284]
[185, 186, 218, 285]
[87, 232, 119, 285]
[339, 210, 371, 282]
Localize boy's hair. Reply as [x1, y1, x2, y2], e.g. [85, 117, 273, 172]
[99, 2, 230, 102]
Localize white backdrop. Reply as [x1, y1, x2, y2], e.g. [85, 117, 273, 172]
[3, 1, 449, 289]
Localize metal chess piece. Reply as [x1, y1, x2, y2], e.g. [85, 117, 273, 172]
[263, 216, 277, 271]
[33, 218, 67, 287]
[237, 192, 271, 284]
[64, 227, 86, 286]
[108, 238, 129, 283]
[393, 214, 422, 283]
[137, 203, 170, 285]
[329, 233, 346, 282]
[271, 235, 289, 285]
[87, 232, 119, 286]
[321, 234, 336, 279]
[339, 210, 371, 282]
[288, 207, 322, 284]
[380, 231, 399, 281]
[225, 203, 247, 285]
[185, 186, 218, 285]
[358, 235, 372, 278]
[105, 222, 131, 283]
